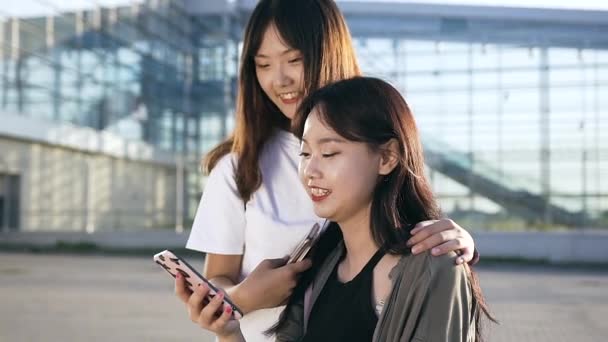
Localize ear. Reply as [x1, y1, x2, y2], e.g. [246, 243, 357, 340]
[378, 139, 400, 176]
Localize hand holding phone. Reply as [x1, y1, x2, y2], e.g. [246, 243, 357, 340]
[153, 250, 243, 319]
[287, 222, 322, 264]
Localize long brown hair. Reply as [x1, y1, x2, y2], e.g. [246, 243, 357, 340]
[269, 77, 496, 340]
[203, 0, 360, 203]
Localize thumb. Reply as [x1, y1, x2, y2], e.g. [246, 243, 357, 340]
[456, 247, 474, 265]
[288, 258, 313, 273]
[262, 257, 289, 269]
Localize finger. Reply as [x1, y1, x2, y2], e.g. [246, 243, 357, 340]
[210, 304, 234, 332]
[287, 258, 312, 274]
[411, 230, 457, 254]
[457, 246, 475, 264]
[408, 221, 452, 248]
[174, 272, 192, 303]
[428, 239, 463, 257]
[261, 257, 289, 269]
[188, 282, 210, 322]
[409, 220, 437, 235]
[199, 290, 225, 327]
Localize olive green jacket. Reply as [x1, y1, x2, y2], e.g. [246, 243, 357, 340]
[276, 242, 475, 342]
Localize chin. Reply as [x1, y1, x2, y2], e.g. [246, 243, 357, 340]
[282, 102, 300, 119]
[313, 207, 334, 221]
[282, 109, 296, 120]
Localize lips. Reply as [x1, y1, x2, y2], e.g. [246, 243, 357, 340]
[278, 91, 301, 105]
[309, 186, 331, 202]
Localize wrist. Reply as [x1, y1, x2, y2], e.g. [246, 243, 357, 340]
[229, 281, 254, 315]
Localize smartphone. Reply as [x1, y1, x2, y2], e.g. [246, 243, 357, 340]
[287, 222, 322, 264]
[153, 249, 243, 319]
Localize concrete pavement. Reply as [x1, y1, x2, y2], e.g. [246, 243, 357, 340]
[1, 252, 607, 341]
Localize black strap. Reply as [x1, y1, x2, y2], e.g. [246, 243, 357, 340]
[359, 247, 386, 275]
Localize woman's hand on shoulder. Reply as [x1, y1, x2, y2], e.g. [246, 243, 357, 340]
[175, 273, 243, 340]
[237, 257, 312, 310]
[406, 219, 475, 265]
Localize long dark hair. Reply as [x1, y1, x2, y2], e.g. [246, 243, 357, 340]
[203, 0, 360, 203]
[268, 77, 495, 341]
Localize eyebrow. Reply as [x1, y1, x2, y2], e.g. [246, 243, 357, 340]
[301, 137, 346, 145]
[255, 48, 298, 58]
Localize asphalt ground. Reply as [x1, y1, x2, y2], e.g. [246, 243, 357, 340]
[1, 252, 607, 342]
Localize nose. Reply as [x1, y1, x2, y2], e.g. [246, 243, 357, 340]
[272, 63, 292, 89]
[302, 155, 321, 182]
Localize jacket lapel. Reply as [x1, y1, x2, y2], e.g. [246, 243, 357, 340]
[303, 241, 345, 329]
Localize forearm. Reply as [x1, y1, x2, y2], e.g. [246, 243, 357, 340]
[208, 275, 237, 291]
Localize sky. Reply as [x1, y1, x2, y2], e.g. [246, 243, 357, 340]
[341, 0, 608, 11]
[3, 0, 608, 18]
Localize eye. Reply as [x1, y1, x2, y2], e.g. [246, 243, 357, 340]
[256, 63, 270, 69]
[288, 57, 302, 64]
[299, 152, 310, 158]
[322, 152, 339, 158]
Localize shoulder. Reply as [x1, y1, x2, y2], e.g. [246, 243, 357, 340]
[394, 251, 467, 284]
[209, 153, 237, 176]
[206, 153, 239, 186]
[426, 251, 463, 275]
[202, 153, 241, 195]
[260, 129, 298, 159]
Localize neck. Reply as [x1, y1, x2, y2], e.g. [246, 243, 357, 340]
[336, 205, 379, 271]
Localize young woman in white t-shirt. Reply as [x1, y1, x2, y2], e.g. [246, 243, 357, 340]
[175, 1, 478, 341]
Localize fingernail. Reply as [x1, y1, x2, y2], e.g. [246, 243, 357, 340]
[457, 257, 464, 264]
[175, 272, 181, 279]
[225, 305, 232, 313]
[432, 248, 440, 255]
[411, 246, 421, 254]
[406, 239, 412, 247]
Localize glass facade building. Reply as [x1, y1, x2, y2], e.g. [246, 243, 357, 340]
[1, 0, 606, 231]
[1, 0, 241, 231]
[343, 3, 608, 229]
[1, 0, 238, 154]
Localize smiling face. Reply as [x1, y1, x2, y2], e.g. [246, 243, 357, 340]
[298, 107, 384, 224]
[254, 24, 305, 120]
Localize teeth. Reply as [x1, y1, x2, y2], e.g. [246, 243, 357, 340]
[311, 187, 330, 196]
[279, 92, 299, 100]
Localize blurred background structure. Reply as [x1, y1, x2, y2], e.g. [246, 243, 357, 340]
[0, 0, 607, 234]
[3, 3, 607, 341]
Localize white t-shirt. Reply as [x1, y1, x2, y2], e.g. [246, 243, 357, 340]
[187, 129, 323, 342]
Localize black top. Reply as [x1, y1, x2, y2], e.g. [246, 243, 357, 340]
[301, 247, 386, 342]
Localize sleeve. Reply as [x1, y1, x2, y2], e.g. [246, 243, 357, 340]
[411, 255, 474, 342]
[186, 154, 246, 255]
